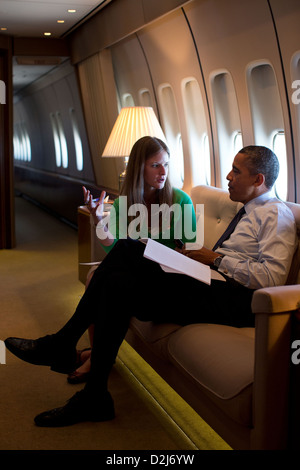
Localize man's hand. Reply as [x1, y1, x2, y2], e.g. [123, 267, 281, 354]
[182, 246, 221, 266]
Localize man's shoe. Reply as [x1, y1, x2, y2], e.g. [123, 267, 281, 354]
[34, 390, 115, 427]
[4, 335, 77, 373]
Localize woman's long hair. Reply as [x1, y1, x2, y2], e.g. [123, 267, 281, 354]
[120, 136, 173, 207]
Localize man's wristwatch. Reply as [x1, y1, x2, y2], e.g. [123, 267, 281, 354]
[213, 255, 223, 268]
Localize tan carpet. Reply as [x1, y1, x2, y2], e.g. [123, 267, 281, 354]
[0, 196, 185, 451]
[0, 195, 230, 452]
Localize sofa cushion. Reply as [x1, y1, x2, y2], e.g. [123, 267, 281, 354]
[167, 324, 255, 400]
[166, 324, 255, 427]
[129, 319, 180, 343]
[129, 318, 181, 358]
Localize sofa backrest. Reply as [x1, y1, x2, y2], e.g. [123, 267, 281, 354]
[190, 185, 243, 250]
[190, 185, 300, 285]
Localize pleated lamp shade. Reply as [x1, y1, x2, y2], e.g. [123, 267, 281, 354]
[102, 107, 166, 157]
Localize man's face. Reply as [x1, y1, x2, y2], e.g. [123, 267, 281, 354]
[226, 153, 260, 204]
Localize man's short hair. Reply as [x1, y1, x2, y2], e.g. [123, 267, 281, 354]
[239, 145, 279, 189]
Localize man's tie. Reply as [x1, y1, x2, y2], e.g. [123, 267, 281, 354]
[212, 206, 246, 251]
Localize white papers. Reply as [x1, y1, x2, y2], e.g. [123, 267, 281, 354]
[143, 238, 211, 285]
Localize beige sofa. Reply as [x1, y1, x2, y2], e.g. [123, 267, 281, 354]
[81, 184, 300, 449]
[125, 185, 300, 450]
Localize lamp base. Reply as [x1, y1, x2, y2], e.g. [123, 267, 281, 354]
[119, 156, 128, 193]
[119, 171, 126, 193]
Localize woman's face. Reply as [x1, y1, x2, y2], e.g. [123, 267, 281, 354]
[143, 150, 169, 192]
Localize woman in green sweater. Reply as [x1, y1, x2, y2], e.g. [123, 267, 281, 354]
[70, 136, 196, 383]
[84, 136, 196, 252]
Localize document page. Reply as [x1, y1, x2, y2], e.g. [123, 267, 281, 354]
[143, 238, 212, 285]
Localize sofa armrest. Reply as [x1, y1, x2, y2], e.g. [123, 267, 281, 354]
[252, 285, 300, 314]
[250, 285, 300, 449]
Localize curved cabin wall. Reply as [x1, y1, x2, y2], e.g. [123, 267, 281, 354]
[183, 0, 295, 199]
[71, 0, 300, 200]
[246, 62, 288, 200]
[133, 10, 212, 193]
[13, 61, 96, 224]
[210, 70, 242, 190]
[12, 0, 300, 227]
[270, 0, 300, 202]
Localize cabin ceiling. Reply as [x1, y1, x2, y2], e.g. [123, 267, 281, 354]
[0, 0, 112, 91]
[0, 0, 110, 37]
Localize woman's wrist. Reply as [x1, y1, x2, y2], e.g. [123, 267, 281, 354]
[92, 215, 103, 227]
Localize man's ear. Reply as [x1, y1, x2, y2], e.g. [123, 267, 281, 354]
[254, 173, 265, 187]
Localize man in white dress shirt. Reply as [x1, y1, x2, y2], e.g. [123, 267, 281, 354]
[5, 145, 298, 427]
[183, 146, 297, 290]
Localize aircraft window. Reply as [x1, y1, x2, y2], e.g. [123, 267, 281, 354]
[50, 113, 62, 167]
[123, 93, 135, 107]
[13, 126, 20, 160]
[177, 134, 184, 183]
[23, 125, 32, 162]
[247, 63, 288, 199]
[291, 53, 300, 200]
[247, 63, 284, 146]
[139, 89, 152, 107]
[158, 83, 184, 188]
[211, 71, 242, 189]
[182, 78, 210, 186]
[69, 108, 83, 171]
[56, 113, 68, 169]
[13, 133, 20, 160]
[50, 112, 68, 169]
[13, 125, 22, 160]
[291, 52, 300, 97]
[203, 134, 211, 185]
[13, 122, 31, 162]
[233, 131, 243, 154]
[273, 131, 288, 201]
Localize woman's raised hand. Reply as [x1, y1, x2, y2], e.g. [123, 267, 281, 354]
[82, 186, 106, 221]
